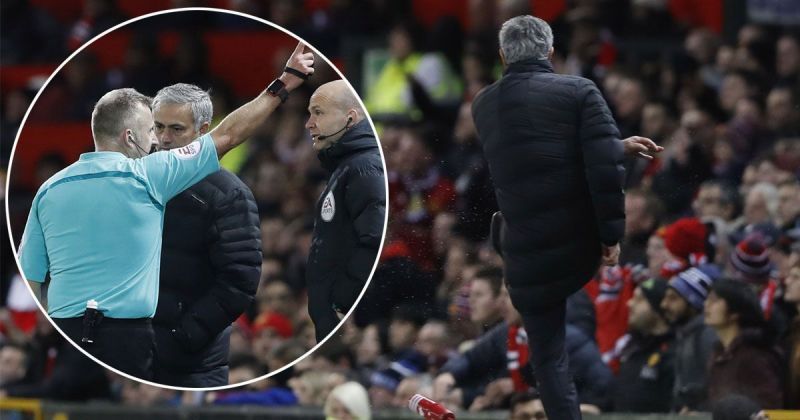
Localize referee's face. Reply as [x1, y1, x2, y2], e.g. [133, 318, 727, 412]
[154, 103, 200, 150]
[307, 90, 349, 151]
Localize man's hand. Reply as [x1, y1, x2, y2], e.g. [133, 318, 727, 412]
[469, 395, 489, 412]
[432, 372, 456, 401]
[622, 136, 663, 160]
[580, 404, 602, 415]
[210, 42, 314, 157]
[279, 42, 315, 91]
[601, 243, 620, 266]
[468, 378, 513, 411]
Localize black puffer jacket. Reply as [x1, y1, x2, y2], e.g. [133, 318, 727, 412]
[153, 169, 261, 386]
[472, 58, 625, 311]
[307, 119, 386, 340]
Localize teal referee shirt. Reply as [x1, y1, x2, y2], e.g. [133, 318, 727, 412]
[19, 134, 219, 319]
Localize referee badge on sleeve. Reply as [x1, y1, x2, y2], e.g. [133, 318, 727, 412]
[172, 140, 201, 160]
[321, 191, 335, 222]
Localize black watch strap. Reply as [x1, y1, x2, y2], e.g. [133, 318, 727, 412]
[284, 66, 310, 80]
[266, 78, 289, 103]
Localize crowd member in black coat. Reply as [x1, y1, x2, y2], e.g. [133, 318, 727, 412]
[305, 80, 386, 342]
[612, 278, 675, 413]
[661, 265, 721, 412]
[471, 15, 657, 419]
[151, 84, 261, 387]
[433, 295, 612, 411]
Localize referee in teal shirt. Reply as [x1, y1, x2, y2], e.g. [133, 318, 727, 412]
[18, 42, 315, 380]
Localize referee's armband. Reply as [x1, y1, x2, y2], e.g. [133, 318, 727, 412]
[139, 134, 219, 204]
[170, 140, 203, 160]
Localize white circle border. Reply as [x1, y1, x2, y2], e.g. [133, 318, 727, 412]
[4, 6, 390, 393]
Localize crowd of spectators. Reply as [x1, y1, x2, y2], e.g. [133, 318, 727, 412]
[3, 0, 800, 418]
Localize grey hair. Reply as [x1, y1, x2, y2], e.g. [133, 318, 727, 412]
[152, 83, 213, 130]
[91, 88, 152, 143]
[498, 15, 554, 63]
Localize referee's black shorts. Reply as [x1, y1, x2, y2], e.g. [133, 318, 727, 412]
[53, 316, 155, 380]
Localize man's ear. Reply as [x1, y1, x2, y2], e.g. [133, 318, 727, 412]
[499, 48, 507, 67]
[199, 121, 211, 135]
[346, 109, 357, 124]
[547, 47, 555, 61]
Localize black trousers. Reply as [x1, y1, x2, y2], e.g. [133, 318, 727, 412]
[514, 299, 582, 420]
[53, 316, 155, 380]
[152, 325, 231, 387]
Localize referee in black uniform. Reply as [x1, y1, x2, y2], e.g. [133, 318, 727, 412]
[305, 80, 386, 342]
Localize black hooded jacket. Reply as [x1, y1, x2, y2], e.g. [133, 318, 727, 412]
[307, 119, 385, 336]
[153, 169, 261, 386]
[472, 58, 626, 311]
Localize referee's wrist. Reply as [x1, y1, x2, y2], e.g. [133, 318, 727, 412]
[278, 74, 299, 92]
[266, 78, 290, 103]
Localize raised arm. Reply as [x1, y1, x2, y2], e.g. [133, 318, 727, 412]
[210, 42, 315, 157]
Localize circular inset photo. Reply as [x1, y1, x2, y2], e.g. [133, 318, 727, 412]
[5, 8, 387, 390]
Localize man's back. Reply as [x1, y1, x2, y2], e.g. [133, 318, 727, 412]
[27, 154, 167, 319]
[20, 134, 220, 319]
[472, 58, 625, 309]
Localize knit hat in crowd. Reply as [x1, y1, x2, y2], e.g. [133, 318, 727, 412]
[639, 278, 669, 320]
[668, 264, 721, 310]
[660, 217, 708, 261]
[728, 222, 781, 248]
[730, 233, 773, 284]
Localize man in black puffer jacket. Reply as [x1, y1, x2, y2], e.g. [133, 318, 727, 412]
[306, 80, 386, 342]
[472, 15, 658, 419]
[151, 84, 261, 387]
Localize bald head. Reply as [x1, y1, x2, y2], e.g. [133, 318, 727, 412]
[91, 88, 156, 157]
[313, 80, 363, 120]
[92, 89, 151, 141]
[306, 80, 366, 150]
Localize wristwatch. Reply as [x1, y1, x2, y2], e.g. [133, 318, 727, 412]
[266, 78, 289, 103]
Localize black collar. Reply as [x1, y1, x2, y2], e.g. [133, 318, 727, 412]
[317, 119, 377, 172]
[504, 58, 554, 75]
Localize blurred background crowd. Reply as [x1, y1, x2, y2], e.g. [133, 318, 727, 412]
[2, 0, 800, 419]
